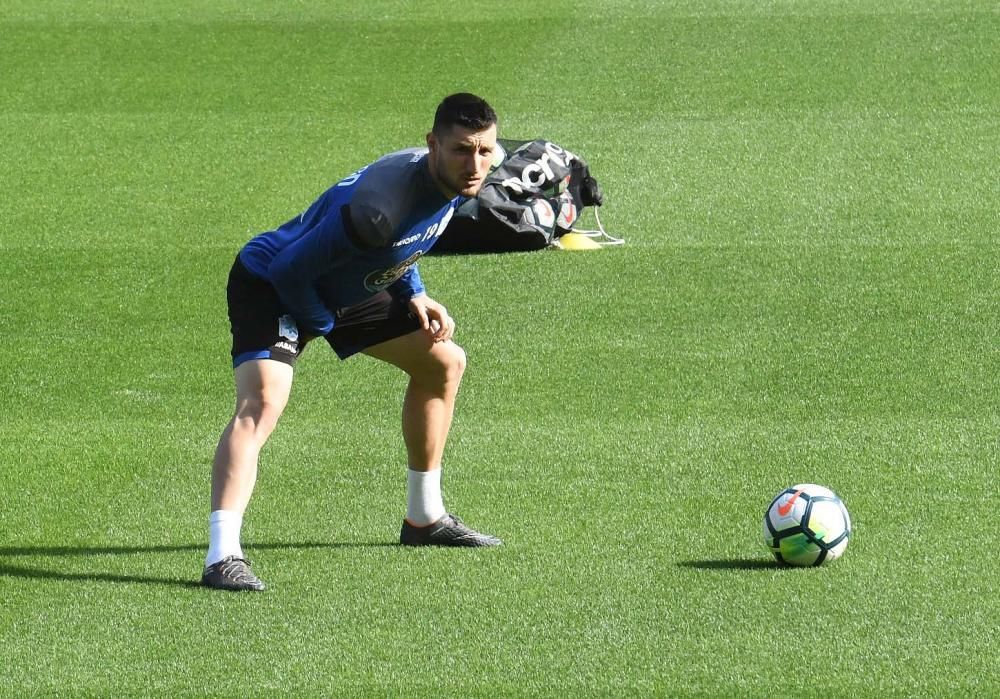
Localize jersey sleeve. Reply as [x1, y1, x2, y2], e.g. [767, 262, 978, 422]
[344, 201, 394, 249]
[266, 209, 361, 335]
[387, 264, 425, 299]
[346, 179, 425, 298]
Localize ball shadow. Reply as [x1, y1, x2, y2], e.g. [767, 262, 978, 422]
[678, 558, 784, 571]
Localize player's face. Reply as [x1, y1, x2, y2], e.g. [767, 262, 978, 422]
[426, 123, 498, 198]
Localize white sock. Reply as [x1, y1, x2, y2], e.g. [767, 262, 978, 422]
[206, 510, 244, 567]
[406, 467, 446, 527]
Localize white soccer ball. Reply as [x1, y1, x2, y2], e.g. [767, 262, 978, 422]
[763, 484, 851, 566]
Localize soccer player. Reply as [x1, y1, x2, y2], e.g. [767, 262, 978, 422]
[202, 93, 502, 592]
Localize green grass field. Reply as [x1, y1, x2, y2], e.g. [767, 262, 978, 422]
[2, 1, 998, 695]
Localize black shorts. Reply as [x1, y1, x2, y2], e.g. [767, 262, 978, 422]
[226, 255, 422, 368]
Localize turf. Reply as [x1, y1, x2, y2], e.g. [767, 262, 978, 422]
[2, 0, 998, 695]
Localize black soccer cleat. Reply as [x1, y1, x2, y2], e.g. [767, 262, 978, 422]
[400, 513, 502, 547]
[201, 555, 266, 591]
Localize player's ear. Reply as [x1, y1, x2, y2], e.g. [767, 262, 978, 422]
[426, 131, 437, 153]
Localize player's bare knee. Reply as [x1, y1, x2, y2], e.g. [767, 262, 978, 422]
[436, 341, 467, 386]
[234, 395, 286, 432]
[414, 341, 466, 390]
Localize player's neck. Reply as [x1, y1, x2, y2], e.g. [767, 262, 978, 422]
[426, 163, 458, 200]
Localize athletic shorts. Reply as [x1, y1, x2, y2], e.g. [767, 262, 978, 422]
[226, 255, 422, 368]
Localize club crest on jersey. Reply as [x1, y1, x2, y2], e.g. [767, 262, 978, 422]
[364, 251, 424, 291]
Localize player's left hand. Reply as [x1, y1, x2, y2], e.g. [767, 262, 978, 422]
[409, 294, 455, 343]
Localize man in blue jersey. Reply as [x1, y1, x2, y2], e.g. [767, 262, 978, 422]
[202, 93, 502, 592]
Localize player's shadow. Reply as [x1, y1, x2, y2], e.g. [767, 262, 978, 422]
[0, 541, 396, 589]
[678, 558, 783, 571]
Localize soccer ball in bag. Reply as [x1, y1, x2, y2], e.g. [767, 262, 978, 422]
[763, 484, 851, 566]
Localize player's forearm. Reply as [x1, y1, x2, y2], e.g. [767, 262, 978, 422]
[267, 256, 336, 335]
[274, 288, 335, 336]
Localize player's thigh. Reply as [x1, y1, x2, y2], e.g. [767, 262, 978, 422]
[233, 358, 295, 417]
[363, 331, 466, 383]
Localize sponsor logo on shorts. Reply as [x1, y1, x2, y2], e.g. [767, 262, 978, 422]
[278, 315, 299, 342]
[274, 341, 297, 354]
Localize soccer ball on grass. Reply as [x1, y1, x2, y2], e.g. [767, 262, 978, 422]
[763, 484, 851, 566]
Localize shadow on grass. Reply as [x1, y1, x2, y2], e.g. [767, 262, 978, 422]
[0, 541, 396, 589]
[678, 558, 784, 571]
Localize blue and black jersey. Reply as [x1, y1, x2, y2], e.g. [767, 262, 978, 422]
[239, 148, 460, 336]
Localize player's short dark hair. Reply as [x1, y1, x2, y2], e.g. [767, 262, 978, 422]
[432, 93, 497, 135]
